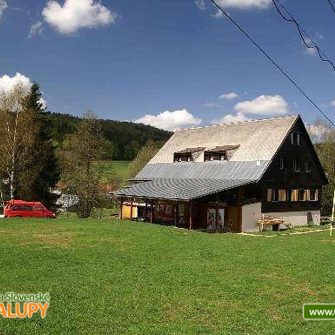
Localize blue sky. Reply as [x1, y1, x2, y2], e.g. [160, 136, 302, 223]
[0, 0, 335, 130]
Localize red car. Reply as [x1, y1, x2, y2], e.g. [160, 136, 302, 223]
[4, 200, 56, 218]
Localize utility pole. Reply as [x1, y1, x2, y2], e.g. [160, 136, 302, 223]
[331, 190, 335, 222]
[330, 190, 335, 237]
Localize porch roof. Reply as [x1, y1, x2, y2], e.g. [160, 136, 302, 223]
[114, 178, 253, 201]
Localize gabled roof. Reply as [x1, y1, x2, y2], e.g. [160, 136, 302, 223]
[115, 115, 304, 201]
[149, 115, 298, 164]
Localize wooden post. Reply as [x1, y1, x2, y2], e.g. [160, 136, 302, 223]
[119, 198, 124, 220]
[237, 188, 243, 233]
[175, 202, 179, 227]
[189, 201, 193, 231]
[150, 201, 153, 223]
[130, 199, 133, 221]
[215, 193, 219, 231]
[331, 190, 335, 222]
[145, 201, 148, 222]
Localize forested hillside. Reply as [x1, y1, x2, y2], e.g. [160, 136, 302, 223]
[43, 112, 172, 160]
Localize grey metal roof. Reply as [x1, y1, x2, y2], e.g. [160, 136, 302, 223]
[115, 178, 253, 201]
[134, 160, 270, 181]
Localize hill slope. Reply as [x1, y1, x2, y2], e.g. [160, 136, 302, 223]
[43, 112, 172, 160]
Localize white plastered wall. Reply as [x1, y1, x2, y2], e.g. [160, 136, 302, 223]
[242, 203, 262, 232]
[241, 203, 321, 232]
[264, 211, 320, 227]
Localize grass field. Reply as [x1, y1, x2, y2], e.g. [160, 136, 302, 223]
[0, 218, 334, 334]
[95, 160, 130, 184]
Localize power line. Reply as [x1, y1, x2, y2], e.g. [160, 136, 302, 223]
[272, 0, 335, 72]
[208, 0, 335, 127]
[327, 0, 335, 15]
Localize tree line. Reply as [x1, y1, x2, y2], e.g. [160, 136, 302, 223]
[43, 112, 171, 161]
[0, 82, 334, 218]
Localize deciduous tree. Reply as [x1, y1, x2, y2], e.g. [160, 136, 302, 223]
[62, 111, 107, 218]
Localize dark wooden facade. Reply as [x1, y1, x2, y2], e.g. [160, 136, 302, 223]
[260, 118, 327, 213]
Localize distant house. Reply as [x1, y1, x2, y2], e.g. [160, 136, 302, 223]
[115, 115, 327, 232]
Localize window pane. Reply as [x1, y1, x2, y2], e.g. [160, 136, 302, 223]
[293, 159, 300, 172]
[278, 189, 287, 201]
[291, 190, 299, 201]
[298, 190, 306, 201]
[305, 161, 312, 172]
[272, 189, 279, 202]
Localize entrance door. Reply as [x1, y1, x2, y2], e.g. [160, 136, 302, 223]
[227, 206, 240, 232]
[207, 207, 225, 231]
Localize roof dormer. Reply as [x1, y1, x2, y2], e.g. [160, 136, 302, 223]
[173, 147, 205, 163]
[204, 145, 240, 162]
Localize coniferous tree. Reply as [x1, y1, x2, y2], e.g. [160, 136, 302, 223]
[0, 82, 60, 205]
[22, 83, 60, 206]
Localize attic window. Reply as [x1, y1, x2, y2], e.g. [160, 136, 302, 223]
[174, 153, 192, 162]
[174, 147, 205, 163]
[291, 132, 302, 145]
[204, 145, 240, 162]
[204, 152, 226, 161]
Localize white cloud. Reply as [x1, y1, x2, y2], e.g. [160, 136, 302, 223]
[205, 102, 219, 108]
[212, 10, 225, 19]
[303, 37, 317, 56]
[135, 109, 202, 131]
[214, 0, 271, 9]
[194, 0, 207, 10]
[42, 0, 117, 35]
[28, 21, 44, 38]
[219, 92, 238, 100]
[38, 97, 48, 110]
[0, 0, 7, 19]
[0, 73, 32, 95]
[305, 47, 317, 56]
[214, 112, 249, 124]
[0, 73, 48, 109]
[308, 123, 333, 143]
[234, 95, 288, 115]
[329, 100, 335, 107]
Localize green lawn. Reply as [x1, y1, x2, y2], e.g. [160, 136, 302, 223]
[0, 218, 334, 334]
[95, 160, 130, 184]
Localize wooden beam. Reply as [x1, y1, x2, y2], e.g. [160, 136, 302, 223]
[215, 193, 219, 231]
[237, 188, 243, 233]
[119, 198, 124, 220]
[145, 201, 148, 222]
[189, 201, 193, 231]
[130, 199, 133, 221]
[175, 202, 179, 227]
[150, 201, 153, 223]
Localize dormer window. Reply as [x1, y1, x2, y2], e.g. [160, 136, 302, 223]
[173, 147, 205, 163]
[204, 145, 240, 162]
[205, 152, 226, 161]
[174, 153, 193, 162]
